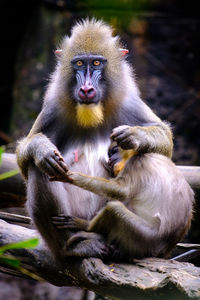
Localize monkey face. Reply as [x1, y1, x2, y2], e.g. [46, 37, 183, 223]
[71, 54, 108, 105]
[70, 54, 108, 127]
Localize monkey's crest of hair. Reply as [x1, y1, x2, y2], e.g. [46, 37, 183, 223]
[59, 19, 134, 90]
[63, 19, 122, 65]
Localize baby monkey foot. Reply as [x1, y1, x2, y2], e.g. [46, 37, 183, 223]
[52, 214, 89, 231]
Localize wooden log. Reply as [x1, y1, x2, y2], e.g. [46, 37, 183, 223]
[0, 219, 200, 299]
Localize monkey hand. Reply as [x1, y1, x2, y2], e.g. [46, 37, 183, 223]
[49, 161, 74, 183]
[111, 125, 150, 152]
[35, 145, 68, 179]
[108, 143, 121, 175]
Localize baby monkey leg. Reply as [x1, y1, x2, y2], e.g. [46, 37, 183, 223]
[53, 201, 160, 259]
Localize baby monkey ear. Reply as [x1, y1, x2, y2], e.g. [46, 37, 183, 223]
[119, 48, 129, 56]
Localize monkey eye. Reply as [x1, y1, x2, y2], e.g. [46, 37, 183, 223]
[93, 60, 101, 66]
[76, 60, 83, 67]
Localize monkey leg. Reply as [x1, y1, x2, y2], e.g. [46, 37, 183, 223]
[88, 201, 161, 258]
[58, 201, 160, 260]
[27, 164, 73, 259]
[52, 215, 110, 259]
[64, 231, 110, 259]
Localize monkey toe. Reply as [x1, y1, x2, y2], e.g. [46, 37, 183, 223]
[65, 232, 109, 258]
[66, 231, 96, 247]
[52, 215, 88, 231]
[52, 215, 78, 230]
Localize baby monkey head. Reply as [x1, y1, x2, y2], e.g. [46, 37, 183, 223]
[108, 141, 137, 177]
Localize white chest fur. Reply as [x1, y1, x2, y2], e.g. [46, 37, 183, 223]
[62, 139, 110, 219]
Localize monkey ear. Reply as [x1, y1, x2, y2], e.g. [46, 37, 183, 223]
[119, 48, 129, 56]
[55, 49, 63, 56]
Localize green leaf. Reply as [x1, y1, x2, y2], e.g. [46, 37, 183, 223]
[0, 238, 39, 254]
[0, 256, 21, 268]
[0, 169, 20, 180]
[0, 146, 5, 166]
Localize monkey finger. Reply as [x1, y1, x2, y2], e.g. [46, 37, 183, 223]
[108, 152, 120, 161]
[111, 125, 130, 139]
[52, 215, 68, 221]
[112, 130, 131, 143]
[54, 149, 65, 162]
[52, 216, 73, 224]
[54, 224, 81, 231]
[38, 159, 61, 177]
[108, 145, 118, 157]
[52, 218, 66, 224]
[48, 156, 68, 176]
[117, 137, 139, 150]
[49, 176, 69, 182]
[52, 154, 68, 172]
[108, 155, 121, 168]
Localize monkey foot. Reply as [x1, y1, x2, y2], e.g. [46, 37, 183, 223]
[64, 231, 109, 258]
[52, 215, 88, 231]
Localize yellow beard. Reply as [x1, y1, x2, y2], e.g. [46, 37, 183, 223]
[76, 103, 104, 128]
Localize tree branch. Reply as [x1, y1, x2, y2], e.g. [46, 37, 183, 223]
[0, 219, 200, 299]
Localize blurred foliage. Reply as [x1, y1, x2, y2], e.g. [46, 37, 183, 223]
[0, 169, 20, 181]
[77, 0, 154, 31]
[0, 238, 39, 268]
[0, 146, 4, 166]
[86, 0, 152, 22]
[0, 146, 19, 179]
[0, 238, 41, 280]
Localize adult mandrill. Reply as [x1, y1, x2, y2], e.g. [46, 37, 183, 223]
[16, 19, 193, 261]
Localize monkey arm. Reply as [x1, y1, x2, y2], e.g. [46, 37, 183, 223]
[111, 122, 173, 158]
[117, 97, 173, 157]
[16, 110, 67, 179]
[52, 170, 128, 201]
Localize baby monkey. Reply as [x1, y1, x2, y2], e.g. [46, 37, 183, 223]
[52, 139, 194, 261]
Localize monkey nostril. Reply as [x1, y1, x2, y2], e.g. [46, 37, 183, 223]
[87, 88, 96, 99]
[78, 86, 96, 100]
[79, 88, 87, 99]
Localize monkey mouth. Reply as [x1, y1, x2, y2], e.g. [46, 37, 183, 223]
[78, 96, 100, 105]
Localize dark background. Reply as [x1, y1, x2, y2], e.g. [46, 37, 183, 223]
[0, 1, 200, 299]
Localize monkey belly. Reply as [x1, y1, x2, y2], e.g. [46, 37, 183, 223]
[62, 184, 106, 220]
[62, 142, 109, 219]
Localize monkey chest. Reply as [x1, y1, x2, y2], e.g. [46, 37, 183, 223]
[62, 142, 109, 219]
